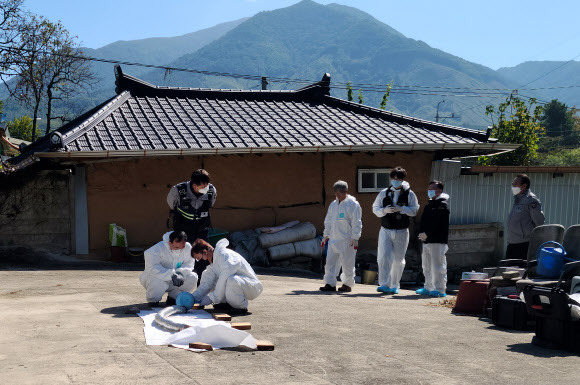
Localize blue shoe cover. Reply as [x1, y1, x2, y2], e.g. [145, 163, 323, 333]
[377, 285, 390, 293]
[390, 288, 399, 294]
[429, 290, 446, 297]
[415, 288, 430, 295]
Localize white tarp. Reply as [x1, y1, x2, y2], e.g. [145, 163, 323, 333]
[138, 308, 257, 352]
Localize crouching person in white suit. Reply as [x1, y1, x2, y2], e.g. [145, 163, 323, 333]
[191, 238, 263, 315]
[139, 231, 198, 307]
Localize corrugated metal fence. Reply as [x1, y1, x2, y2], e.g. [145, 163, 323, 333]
[431, 160, 580, 230]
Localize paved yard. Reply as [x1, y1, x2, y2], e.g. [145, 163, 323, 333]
[0, 264, 578, 384]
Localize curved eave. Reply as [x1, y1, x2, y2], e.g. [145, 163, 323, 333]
[32, 143, 520, 159]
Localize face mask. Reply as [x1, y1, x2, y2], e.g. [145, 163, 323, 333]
[391, 180, 402, 189]
[427, 190, 437, 199]
[198, 185, 210, 194]
[511, 186, 521, 195]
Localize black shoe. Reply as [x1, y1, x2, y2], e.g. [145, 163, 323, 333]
[147, 301, 159, 308]
[319, 284, 336, 292]
[228, 307, 248, 315]
[213, 302, 234, 311]
[165, 297, 176, 306]
[338, 284, 352, 292]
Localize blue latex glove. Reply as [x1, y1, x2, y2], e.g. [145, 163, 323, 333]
[200, 295, 213, 306]
[171, 273, 184, 287]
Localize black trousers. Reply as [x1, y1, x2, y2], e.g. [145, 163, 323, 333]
[506, 242, 530, 260]
[174, 226, 209, 285]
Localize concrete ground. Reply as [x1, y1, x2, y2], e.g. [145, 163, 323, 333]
[0, 264, 578, 385]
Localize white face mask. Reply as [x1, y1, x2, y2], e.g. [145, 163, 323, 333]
[511, 186, 521, 195]
[198, 185, 210, 194]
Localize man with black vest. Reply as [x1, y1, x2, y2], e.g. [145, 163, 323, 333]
[372, 167, 419, 294]
[167, 169, 217, 282]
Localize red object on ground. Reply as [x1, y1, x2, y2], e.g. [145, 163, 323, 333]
[452, 280, 491, 315]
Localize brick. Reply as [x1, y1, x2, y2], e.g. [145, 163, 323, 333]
[189, 342, 213, 351]
[255, 340, 275, 351]
[231, 322, 251, 330]
[212, 313, 232, 321]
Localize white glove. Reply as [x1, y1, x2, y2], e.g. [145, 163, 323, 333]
[321, 237, 329, 247]
[391, 206, 403, 213]
[383, 206, 396, 214]
[351, 239, 358, 250]
[200, 295, 213, 306]
[418, 232, 427, 242]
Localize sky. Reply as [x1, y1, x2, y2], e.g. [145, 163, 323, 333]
[23, 0, 580, 70]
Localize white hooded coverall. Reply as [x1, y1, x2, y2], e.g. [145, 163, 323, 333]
[322, 194, 363, 288]
[139, 232, 198, 303]
[372, 182, 419, 289]
[193, 239, 263, 309]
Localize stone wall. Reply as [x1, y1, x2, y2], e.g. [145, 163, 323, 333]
[0, 169, 72, 255]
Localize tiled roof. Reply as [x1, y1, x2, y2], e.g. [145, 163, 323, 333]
[10, 65, 516, 165]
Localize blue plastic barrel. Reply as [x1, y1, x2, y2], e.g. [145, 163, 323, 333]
[536, 241, 572, 278]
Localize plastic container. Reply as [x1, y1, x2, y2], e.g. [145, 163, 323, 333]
[461, 271, 488, 280]
[209, 228, 229, 247]
[361, 270, 378, 285]
[536, 241, 571, 278]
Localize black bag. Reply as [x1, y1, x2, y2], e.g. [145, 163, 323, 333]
[492, 295, 532, 330]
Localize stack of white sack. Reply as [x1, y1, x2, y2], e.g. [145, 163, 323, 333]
[258, 222, 322, 264]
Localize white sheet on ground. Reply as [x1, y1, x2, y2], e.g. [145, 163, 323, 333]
[138, 308, 257, 352]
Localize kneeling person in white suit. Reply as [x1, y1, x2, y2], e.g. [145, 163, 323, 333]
[320, 180, 363, 293]
[191, 238, 263, 314]
[139, 231, 198, 306]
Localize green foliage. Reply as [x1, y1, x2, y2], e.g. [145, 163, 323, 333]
[535, 147, 580, 166]
[478, 96, 544, 166]
[379, 81, 393, 110]
[541, 99, 575, 137]
[357, 88, 363, 104]
[5, 115, 40, 141]
[346, 81, 353, 102]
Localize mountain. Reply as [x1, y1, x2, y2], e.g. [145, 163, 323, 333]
[497, 61, 580, 108]
[0, 18, 248, 128]
[141, 0, 515, 129]
[83, 17, 249, 89]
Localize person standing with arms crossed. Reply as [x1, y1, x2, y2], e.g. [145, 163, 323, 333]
[372, 167, 419, 295]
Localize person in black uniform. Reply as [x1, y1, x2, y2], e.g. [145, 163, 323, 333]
[167, 169, 217, 283]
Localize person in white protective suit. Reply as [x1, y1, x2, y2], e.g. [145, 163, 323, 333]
[320, 180, 363, 293]
[139, 231, 198, 306]
[190, 238, 263, 314]
[372, 167, 419, 294]
[416, 180, 450, 297]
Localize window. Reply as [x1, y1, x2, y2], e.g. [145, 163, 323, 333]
[358, 168, 391, 193]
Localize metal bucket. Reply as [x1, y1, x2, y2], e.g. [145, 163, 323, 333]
[361, 270, 378, 285]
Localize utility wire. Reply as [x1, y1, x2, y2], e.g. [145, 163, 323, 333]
[4, 44, 580, 95]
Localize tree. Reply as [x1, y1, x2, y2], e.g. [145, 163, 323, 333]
[379, 81, 393, 110]
[2, 14, 95, 141]
[346, 81, 353, 102]
[0, 0, 24, 66]
[541, 99, 575, 137]
[478, 95, 544, 166]
[357, 88, 363, 104]
[5, 115, 40, 141]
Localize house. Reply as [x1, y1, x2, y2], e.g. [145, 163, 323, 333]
[2, 65, 517, 259]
